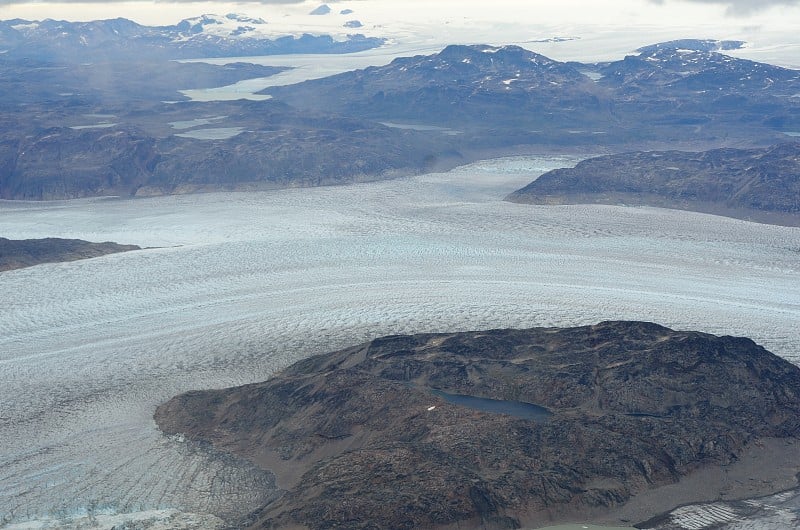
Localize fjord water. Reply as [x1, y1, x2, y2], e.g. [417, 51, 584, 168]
[1, 156, 800, 525]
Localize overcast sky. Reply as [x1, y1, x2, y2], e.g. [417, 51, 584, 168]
[659, 0, 800, 14]
[0, 0, 797, 9]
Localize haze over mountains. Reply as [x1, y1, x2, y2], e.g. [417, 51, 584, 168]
[1, 33, 799, 208]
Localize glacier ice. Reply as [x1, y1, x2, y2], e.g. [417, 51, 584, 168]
[1, 155, 799, 525]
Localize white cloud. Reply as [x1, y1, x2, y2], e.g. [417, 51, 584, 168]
[650, 0, 800, 15]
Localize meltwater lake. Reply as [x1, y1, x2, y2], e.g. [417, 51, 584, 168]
[430, 389, 552, 421]
[1, 155, 800, 526]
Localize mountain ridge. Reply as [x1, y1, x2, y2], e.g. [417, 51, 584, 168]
[0, 15, 384, 61]
[264, 41, 799, 149]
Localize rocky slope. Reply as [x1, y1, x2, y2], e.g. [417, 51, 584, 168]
[155, 321, 800, 529]
[265, 40, 800, 147]
[0, 237, 140, 271]
[265, 43, 611, 144]
[0, 100, 448, 200]
[507, 142, 800, 226]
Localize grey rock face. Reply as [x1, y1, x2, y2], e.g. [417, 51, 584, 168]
[507, 142, 800, 225]
[156, 321, 800, 529]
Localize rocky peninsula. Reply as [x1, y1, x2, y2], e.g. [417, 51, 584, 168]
[0, 237, 140, 271]
[155, 321, 800, 529]
[507, 143, 800, 226]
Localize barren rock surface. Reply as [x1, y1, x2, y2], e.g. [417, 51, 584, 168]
[507, 143, 800, 226]
[155, 321, 800, 529]
[0, 237, 140, 271]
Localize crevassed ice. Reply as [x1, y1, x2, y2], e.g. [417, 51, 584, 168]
[1, 155, 799, 525]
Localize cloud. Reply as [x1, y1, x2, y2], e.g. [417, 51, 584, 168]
[651, 0, 800, 15]
[154, 0, 307, 3]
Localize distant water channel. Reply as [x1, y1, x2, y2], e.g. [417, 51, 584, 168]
[431, 388, 552, 421]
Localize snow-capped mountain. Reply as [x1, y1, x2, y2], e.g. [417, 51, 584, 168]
[172, 13, 268, 38]
[0, 14, 384, 61]
[264, 40, 799, 145]
[598, 40, 800, 96]
[264, 44, 604, 126]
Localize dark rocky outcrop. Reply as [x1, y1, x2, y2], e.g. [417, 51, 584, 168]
[507, 142, 800, 226]
[0, 237, 140, 271]
[155, 321, 800, 529]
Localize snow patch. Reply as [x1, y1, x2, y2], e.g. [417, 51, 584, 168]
[10, 22, 39, 31]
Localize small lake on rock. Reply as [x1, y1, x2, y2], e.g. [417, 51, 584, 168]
[175, 127, 245, 140]
[379, 121, 462, 135]
[430, 388, 552, 421]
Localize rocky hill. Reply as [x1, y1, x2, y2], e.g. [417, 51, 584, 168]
[0, 237, 140, 271]
[264, 43, 614, 151]
[155, 321, 800, 529]
[266, 44, 605, 129]
[592, 41, 800, 134]
[265, 41, 800, 148]
[507, 142, 800, 226]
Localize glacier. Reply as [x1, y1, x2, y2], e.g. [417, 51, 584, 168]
[1, 155, 799, 526]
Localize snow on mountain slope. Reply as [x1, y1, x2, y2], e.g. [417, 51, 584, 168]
[0, 13, 384, 60]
